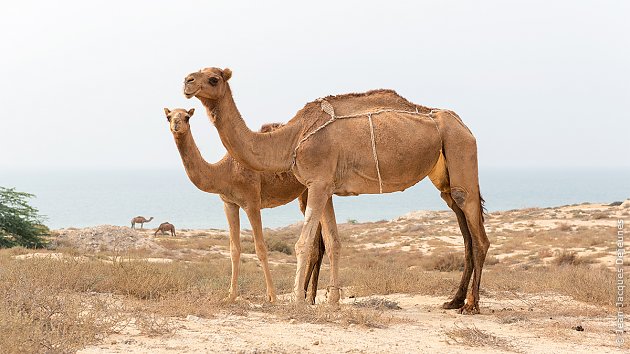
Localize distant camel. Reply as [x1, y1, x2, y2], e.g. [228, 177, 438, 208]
[155, 222, 176, 237]
[131, 216, 153, 229]
[164, 107, 326, 304]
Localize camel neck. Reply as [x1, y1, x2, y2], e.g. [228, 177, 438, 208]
[173, 130, 227, 194]
[204, 86, 302, 173]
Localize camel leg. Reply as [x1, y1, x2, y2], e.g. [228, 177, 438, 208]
[140, 223, 144, 229]
[458, 193, 489, 315]
[306, 226, 325, 304]
[442, 165, 489, 314]
[298, 191, 326, 304]
[172, 228, 176, 237]
[293, 183, 332, 302]
[224, 202, 241, 302]
[319, 197, 341, 304]
[244, 207, 276, 303]
[440, 192, 474, 309]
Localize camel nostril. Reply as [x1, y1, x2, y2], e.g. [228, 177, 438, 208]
[186, 77, 195, 83]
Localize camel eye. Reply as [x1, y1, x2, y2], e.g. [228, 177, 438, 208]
[208, 77, 219, 86]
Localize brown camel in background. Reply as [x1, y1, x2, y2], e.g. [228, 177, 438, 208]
[155, 222, 176, 237]
[183, 67, 489, 314]
[131, 216, 153, 229]
[164, 108, 326, 303]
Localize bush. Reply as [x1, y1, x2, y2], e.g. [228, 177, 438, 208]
[0, 187, 48, 248]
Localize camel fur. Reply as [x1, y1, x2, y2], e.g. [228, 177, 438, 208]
[183, 67, 489, 314]
[164, 108, 326, 303]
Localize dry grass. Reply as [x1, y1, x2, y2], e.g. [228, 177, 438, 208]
[556, 222, 572, 232]
[260, 302, 397, 328]
[445, 324, 517, 352]
[553, 250, 589, 266]
[423, 252, 464, 272]
[0, 256, 122, 353]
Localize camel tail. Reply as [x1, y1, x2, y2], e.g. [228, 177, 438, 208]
[479, 191, 487, 222]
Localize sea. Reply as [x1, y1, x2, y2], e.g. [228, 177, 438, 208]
[1, 168, 628, 230]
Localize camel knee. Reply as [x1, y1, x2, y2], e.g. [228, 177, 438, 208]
[451, 187, 468, 209]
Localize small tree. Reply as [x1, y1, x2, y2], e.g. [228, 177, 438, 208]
[0, 187, 49, 248]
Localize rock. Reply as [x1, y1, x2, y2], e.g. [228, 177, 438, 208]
[609, 201, 623, 206]
[572, 325, 584, 331]
[313, 340, 319, 345]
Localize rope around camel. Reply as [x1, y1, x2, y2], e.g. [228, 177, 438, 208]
[291, 99, 448, 194]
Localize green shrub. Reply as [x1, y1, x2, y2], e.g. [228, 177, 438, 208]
[0, 187, 48, 248]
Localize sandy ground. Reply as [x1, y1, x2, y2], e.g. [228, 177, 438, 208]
[79, 291, 621, 354]
[47, 201, 630, 353]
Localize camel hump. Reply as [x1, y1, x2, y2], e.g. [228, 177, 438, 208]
[259, 123, 284, 133]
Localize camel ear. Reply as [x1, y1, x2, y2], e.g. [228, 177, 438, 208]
[222, 68, 232, 81]
[164, 108, 171, 116]
[187, 108, 195, 116]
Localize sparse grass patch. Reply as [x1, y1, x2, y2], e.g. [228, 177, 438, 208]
[445, 324, 516, 352]
[352, 297, 402, 310]
[556, 222, 572, 232]
[240, 237, 256, 254]
[266, 235, 293, 255]
[262, 302, 396, 328]
[0, 258, 123, 353]
[484, 255, 500, 266]
[341, 258, 460, 297]
[424, 252, 464, 272]
[553, 250, 587, 266]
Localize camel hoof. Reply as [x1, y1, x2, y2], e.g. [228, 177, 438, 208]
[457, 303, 480, 315]
[267, 294, 277, 304]
[306, 294, 317, 305]
[442, 299, 465, 310]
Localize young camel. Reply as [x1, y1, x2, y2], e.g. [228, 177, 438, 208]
[183, 67, 490, 314]
[131, 216, 153, 229]
[155, 222, 176, 237]
[164, 108, 326, 303]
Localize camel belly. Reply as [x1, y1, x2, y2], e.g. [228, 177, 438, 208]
[328, 114, 442, 195]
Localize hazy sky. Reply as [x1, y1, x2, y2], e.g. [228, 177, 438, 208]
[1, 0, 628, 170]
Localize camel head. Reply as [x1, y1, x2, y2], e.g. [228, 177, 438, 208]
[164, 108, 195, 135]
[183, 67, 232, 102]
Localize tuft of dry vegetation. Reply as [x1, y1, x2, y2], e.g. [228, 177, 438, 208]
[423, 252, 464, 272]
[553, 250, 588, 266]
[445, 324, 516, 352]
[556, 222, 572, 232]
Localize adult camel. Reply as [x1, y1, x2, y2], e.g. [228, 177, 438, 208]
[164, 107, 326, 303]
[131, 216, 153, 229]
[183, 67, 489, 314]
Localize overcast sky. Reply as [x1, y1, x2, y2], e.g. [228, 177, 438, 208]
[1, 0, 628, 171]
